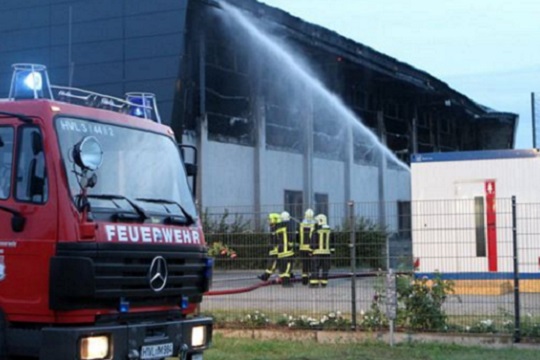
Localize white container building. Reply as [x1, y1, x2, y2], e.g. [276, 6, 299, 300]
[411, 149, 540, 280]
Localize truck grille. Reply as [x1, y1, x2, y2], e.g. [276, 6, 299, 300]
[50, 243, 210, 311]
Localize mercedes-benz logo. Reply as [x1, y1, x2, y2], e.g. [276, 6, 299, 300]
[148, 256, 168, 292]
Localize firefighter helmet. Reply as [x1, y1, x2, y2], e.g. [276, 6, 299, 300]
[268, 213, 281, 225]
[315, 214, 327, 226]
[304, 208, 314, 221]
[280, 211, 290, 222]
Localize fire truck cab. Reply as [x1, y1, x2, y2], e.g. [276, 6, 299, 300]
[0, 64, 213, 360]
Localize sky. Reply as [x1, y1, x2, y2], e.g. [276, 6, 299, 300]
[261, 0, 540, 148]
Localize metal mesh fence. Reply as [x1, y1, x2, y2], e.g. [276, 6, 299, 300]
[200, 199, 540, 339]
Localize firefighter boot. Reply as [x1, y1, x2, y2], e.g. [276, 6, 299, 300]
[257, 272, 270, 281]
[281, 276, 293, 288]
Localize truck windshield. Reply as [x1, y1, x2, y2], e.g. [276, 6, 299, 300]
[55, 117, 197, 221]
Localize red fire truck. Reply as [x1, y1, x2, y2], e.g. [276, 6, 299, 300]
[0, 64, 213, 360]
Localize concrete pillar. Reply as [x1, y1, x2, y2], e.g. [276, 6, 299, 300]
[377, 111, 387, 228]
[251, 48, 265, 230]
[344, 120, 353, 214]
[197, 114, 208, 212]
[412, 106, 419, 154]
[254, 96, 265, 230]
[196, 28, 206, 212]
[303, 90, 314, 209]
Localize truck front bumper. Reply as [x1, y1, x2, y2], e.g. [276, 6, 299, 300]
[38, 316, 212, 360]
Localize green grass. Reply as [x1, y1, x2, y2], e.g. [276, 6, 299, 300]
[205, 334, 540, 360]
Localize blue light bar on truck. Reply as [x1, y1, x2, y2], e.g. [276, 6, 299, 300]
[9, 63, 53, 100]
[181, 296, 189, 310]
[118, 298, 130, 313]
[6, 64, 163, 123]
[204, 258, 214, 279]
[202, 258, 214, 293]
[125, 92, 161, 123]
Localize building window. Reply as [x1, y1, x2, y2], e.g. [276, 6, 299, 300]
[204, 32, 254, 146]
[474, 196, 487, 257]
[0, 127, 14, 200]
[265, 74, 304, 153]
[397, 201, 411, 238]
[284, 190, 303, 221]
[315, 193, 329, 218]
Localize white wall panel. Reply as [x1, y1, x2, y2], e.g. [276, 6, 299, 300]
[202, 141, 255, 209]
[313, 157, 345, 204]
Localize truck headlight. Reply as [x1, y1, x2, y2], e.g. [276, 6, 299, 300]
[191, 326, 207, 348]
[79, 335, 110, 360]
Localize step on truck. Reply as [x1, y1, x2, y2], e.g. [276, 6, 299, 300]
[0, 64, 213, 360]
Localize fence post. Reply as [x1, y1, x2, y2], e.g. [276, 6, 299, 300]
[512, 196, 521, 343]
[349, 201, 357, 330]
[386, 269, 397, 346]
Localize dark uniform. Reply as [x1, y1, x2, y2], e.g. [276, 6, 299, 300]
[276, 211, 295, 287]
[298, 209, 315, 285]
[258, 213, 280, 281]
[309, 214, 333, 288]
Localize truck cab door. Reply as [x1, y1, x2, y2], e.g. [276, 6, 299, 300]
[0, 126, 14, 204]
[0, 121, 58, 320]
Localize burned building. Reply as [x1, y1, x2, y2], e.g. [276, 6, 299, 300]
[0, 0, 517, 222]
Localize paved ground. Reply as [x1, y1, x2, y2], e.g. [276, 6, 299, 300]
[202, 270, 540, 322]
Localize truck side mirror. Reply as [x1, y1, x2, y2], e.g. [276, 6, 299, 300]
[178, 144, 198, 196]
[0, 205, 26, 232]
[184, 163, 197, 177]
[11, 214, 25, 232]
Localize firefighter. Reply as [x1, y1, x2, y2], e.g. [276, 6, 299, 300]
[297, 208, 316, 285]
[309, 214, 333, 288]
[257, 213, 281, 281]
[276, 211, 296, 287]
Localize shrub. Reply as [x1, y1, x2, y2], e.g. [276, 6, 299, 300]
[206, 233, 270, 270]
[362, 271, 455, 332]
[202, 208, 252, 234]
[241, 310, 270, 327]
[361, 291, 389, 331]
[468, 319, 497, 333]
[207, 241, 237, 259]
[333, 217, 388, 269]
[396, 273, 455, 331]
[277, 311, 351, 330]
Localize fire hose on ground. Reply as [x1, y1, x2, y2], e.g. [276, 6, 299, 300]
[204, 271, 409, 296]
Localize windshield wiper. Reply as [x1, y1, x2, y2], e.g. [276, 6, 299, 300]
[135, 198, 195, 225]
[86, 194, 149, 221]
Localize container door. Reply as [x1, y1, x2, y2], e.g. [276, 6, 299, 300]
[454, 180, 496, 273]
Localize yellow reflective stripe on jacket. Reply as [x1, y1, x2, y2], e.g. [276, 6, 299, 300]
[299, 223, 314, 251]
[275, 227, 293, 255]
[313, 228, 331, 255]
[277, 250, 294, 258]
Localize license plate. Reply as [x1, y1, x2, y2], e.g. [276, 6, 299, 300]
[192, 354, 203, 360]
[140, 342, 174, 359]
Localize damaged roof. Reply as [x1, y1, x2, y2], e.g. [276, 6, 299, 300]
[222, 0, 518, 132]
